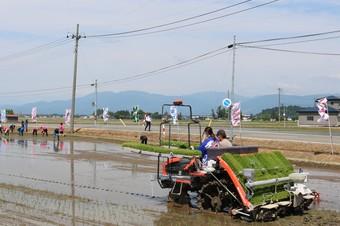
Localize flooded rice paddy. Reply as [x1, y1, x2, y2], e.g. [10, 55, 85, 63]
[0, 137, 339, 225]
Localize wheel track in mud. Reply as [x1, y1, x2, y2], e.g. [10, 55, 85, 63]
[0, 183, 153, 225]
[0, 173, 163, 200]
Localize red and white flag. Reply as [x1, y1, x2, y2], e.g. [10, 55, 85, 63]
[231, 102, 241, 126]
[64, 109, 71, 125]
[316, 97, 329, 122]
[31, 107, 37, 122]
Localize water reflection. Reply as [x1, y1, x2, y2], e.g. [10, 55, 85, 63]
[0, 137, 65, 153]
[70, 140, 75, 226]
[53, 141, 64, 152]
[91, 143, 97, 186]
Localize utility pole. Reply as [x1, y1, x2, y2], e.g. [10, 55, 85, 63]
[230, 35, 236, 140]
[278, 88, 281, 125]
[231, 35, 236, 102]
[283, 104, 286, 128]
[91, 79, 98, 126]
[68, 24, 85, 133]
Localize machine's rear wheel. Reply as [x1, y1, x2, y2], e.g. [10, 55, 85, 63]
[197, 181, 224, 212]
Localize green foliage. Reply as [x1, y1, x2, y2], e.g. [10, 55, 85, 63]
[151, 112, 162, 119]
[6, 109, 14, 114]
[113, 110, 131, 119]
[122, 142, 201, 156]
[255, 105, 300, 121]
[216, 105, 228, 119]
[95, 108, 103, 116]
[137, 109, 145, 116]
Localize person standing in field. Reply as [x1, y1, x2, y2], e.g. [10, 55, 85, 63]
[59, 123, 64, 135]
[25, 119, 29, 132]
[144, 113, 152, 131]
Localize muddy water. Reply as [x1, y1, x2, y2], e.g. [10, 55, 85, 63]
[0, 137, 339, 225]
[303, 167, 340, 211]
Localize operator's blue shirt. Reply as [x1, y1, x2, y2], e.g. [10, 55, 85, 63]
[198, 137, 215, 166]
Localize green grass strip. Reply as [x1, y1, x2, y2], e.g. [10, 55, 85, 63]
[122, 142, 201, 156]
[160, 140, 200, 149]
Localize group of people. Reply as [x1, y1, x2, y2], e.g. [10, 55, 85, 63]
[198, 126, 232, 166]
[0, 121, 65, 137]
[34, 123, 65, 137]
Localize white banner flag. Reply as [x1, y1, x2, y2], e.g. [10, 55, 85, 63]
[316, 97, 329, 122]
[103, 107, 109, 122]
[1, 109, 6, 123]
[64, 109, 71, 125]
[31, 107, 37, 122]
[170, 106, 178, 125]
[231, 102, 241, 127]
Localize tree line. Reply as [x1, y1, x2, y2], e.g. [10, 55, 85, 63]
[210, 105, 301, 121]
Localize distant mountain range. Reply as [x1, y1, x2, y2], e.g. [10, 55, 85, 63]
[1, 91, 328, 115]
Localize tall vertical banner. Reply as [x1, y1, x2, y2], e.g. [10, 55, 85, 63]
[132, 106, 139, 122]
[31, 107, 37, 122]
[103, 107, 109, 122]
[231, 102, 241, 126]
[316, 97, 334, 154]
[1, 109, 6, 123]
[316, 97, 329, 122]
[64, 109, 71, 125]
[170, 106, 178, 125]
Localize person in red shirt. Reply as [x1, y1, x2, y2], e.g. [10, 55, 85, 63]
[59, 123, 64, 135]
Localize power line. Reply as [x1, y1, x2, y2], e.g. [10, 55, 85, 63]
[238, 44, 340, 56]
[0, 86, 91, 98]
[0, 38, 71, 63]
[100, 48, 231, 87]
[100, 46, 230, 84]
[0, 83, 91, 96]
[87, 0, 253, 38]
[87, 0, 280, 38]
[252, 35, 340, 47]
[0, 45, 231, 97]
[237, 29, 340, 45]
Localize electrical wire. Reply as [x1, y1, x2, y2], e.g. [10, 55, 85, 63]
[87, 0, 252, 38]
[237, 29, 340, 45]
[87, 0, 280, 38]
[0, 38, 72, 63]
[250, 35, 340, 47]
[100, 48, 231, 87]
[0, 83, 91, 96]
[0, 86, 92, 98]
[0, 45, 231, 97]
[238, 44, 340, 56]
[100, 45, 230, 85]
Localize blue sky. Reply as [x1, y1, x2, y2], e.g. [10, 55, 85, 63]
[0, 0, 340, 104]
